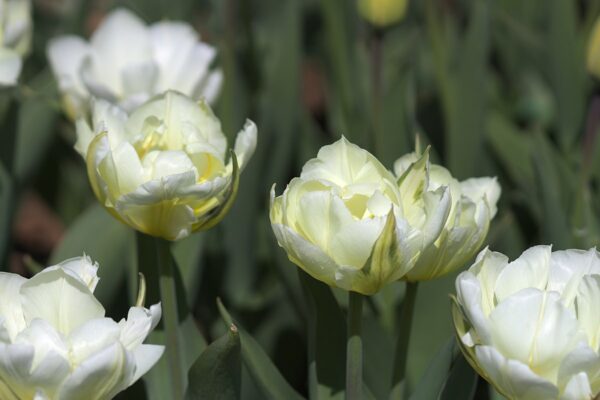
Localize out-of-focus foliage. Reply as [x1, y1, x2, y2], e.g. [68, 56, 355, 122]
[1, 0, 599, 398]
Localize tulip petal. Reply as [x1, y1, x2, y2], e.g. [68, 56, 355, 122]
[68, 318, 121, 366]
[494, 245, 552, 302]
[460, 177, 501, 217]
[0, 343, 36, 399]
[468, 248, 508, 316]
[51, 255, 100, 293]
[129, 344, 164, 385]
[233, 119, 257, 171]
[0, 272, 26, 341]
[557, 344, 600, 393]
[121, 61, 157, 100]
[560, 372, 592, 400]
[150, 22, 214, 94]
[89, 9, 151, 93]
[475, 345, 558, 400]
[0, 48, 21, 86]
[46, 36, 89, 98]
[197, 69, 223, 104]
[548, 248, 600, 306]
[574, 275, 600, 351]
[272, 223, 341, 289]
[14, 319, 68, 372]
[58, 342, 134, 400]
[20, 267, 105, 335]
[488, 288, 582, 381]
[301, 137, 396, 190]
[455, 271, 491, 345]
[118, 304, 161, 351]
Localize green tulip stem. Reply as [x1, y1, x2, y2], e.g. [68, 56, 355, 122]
[346, 291, 364, 400]
[391, 281, 419, 399]
[156, 238, 184, 400]
[298, 270, 319, 400]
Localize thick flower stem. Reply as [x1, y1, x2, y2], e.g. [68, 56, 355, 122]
[156, 238, 184, 400]
[346, 291, 364, 400]
[390, 281, 419, 399]
[298, 270, 319, 400]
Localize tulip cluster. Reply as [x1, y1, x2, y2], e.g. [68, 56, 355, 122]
[0, 2, 595, 399]
[270, 138, 500, 294]
[0, 256, 163, 399]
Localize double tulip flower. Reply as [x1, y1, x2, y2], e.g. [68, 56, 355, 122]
[75, 91, 256, 241]
[270, 138, 500, 294]
[454, 246, 600, 400]
[0, 256, 162, 399]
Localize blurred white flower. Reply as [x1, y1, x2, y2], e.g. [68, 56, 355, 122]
[393, 153, 500, 281]
[0, 0, 32, 86]
[47, 8, 222, 119]
[453, 246, 600, 400]
[0, 255, 163, 399]
[76, 90, 256, 241]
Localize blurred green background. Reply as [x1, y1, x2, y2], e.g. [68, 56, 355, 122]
[2, 0, 600, 398]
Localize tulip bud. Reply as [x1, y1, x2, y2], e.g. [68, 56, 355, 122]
[357, 0, 408, 28]
[76, 90, 257, 241]
[270, 137, 452, 294]
[393, 153, 500, 281]
[453, 246, 600, 399]
[0, 255, 163, 399]
[47, 8, 222, 120]
[0, 0, 32, 86]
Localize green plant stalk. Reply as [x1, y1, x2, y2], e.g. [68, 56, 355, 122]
[156, 238, 184, 400]
[0, 174, 15, 267]
[390, 282, 419, 399]
[299, 270, 319, 399]
[346, 291, 363, 400]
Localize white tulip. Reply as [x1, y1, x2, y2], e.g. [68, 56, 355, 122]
[0, 0, 32, 86]
[394, 153, 500, 281]
[270, 137, 452, 294]
[453, 246, 600, 400]
[47, 8, 222, 119]
[76, 90, 256, 241]
[0, 255, 163, 399]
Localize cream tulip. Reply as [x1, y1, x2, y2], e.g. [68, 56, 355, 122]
[47, 8, 222, 119]
[76, 90, 256, 241]
[394, 153, 500, 281]
[270, 137, 451, 295]
[0, 0, 32, 85]
[453, 246, 600, 400]
[0, 255, 163, 399]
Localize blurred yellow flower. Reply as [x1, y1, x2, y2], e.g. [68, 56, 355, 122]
[358, 0, 408, 28]
[588, 16, 600, 79]
[76, 90, 257, 241]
